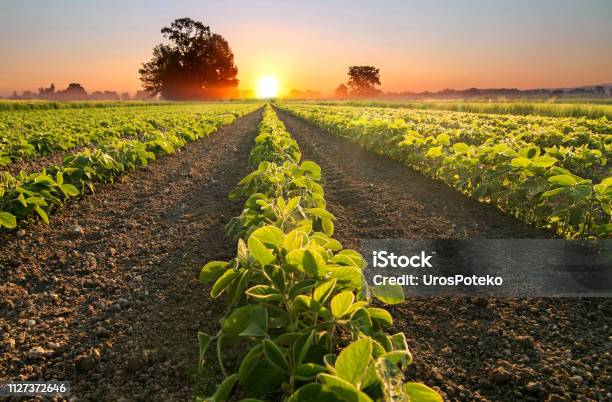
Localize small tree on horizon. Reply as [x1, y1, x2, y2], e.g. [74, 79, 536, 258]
[139, 18, 239, 100]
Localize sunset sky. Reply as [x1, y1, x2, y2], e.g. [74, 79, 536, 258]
[1, 0, 611, 97]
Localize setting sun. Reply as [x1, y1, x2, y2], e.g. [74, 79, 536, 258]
[256, 76, 279, 98]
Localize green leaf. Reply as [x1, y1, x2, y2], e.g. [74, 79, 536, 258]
[227, 271, 248, 307]
[541, 187, 566, 198]
[573, 184, 592, 199]
[285, 196, 302, 214]
[313, 279, 337, 304]
[334, 337, 372, 385]
[211, 269, 239, 298]
[273, 332, 304, 346]
[288, 279, 316, 299]
[200, 261, 228, 284]
[284, 229, 309, 251]
[303, 249, 326, 278]
[246, 285, 282, 302]
[569, 207, 583, 226]
[329, 266, 362, 290]
[209, 374, 238, 402]
[293, 295, 329, 318]
[323, 354, 337, 373]
[34, 205, 49, 224]
[26, 196, 47, 206]
[532, 155, 557, 168]
[452, 142, 469, 154]
[238, 344, 263, 384]
[306, 208, 335, 223]
[248, 236, 275, 266]
[295, 363, 327, 381]
[374, 356, 405, 398]
[318, 374, 373, 402]
[0, 212, 17, 229]
[17, 193, 27, 207]
[292, 330, 314, 367]
[240, 358, 284, 397]
[549, 174, 577, 186]
[371, 284, 405, 304]
[404, 382, 443, 402]
[263, 339, 290, 373]
[288, 383, 341, 402]
[330, 250, 367, 269]
[264, 265, 286, 292]
[426, 146, 443, 158]
[366, 308, 393, 326]
[321, 217, 334, 236]
[286, 249, 306, 270]
[330, 291, 354, 319]
[239, 305, 268, 337]
[511, 157, 531, 168]
[250, 225, 285, 248]
[60, 183, 79, 197]
[237, 239, 249, 263]
[300, 161, 322, 180]
[436, 133, 450, 146]
[222, 305, 252, 336]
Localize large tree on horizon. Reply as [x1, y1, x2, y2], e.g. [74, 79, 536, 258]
[139, 18, 239, 100]
[347, 66, 381, 97]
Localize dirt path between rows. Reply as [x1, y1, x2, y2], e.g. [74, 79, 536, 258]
[276, 109, 611, 402]
[0, 108, 263, 401]
[1, 147, 86, 177]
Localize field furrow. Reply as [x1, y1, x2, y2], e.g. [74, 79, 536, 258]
[0, 109, 262, 400]
[275, 108, 611, 402]
[275, 108, 550, 241]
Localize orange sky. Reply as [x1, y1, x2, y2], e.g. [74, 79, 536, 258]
[1, 0, 611, 96]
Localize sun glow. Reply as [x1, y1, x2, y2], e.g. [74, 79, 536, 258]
[256, 76, 279, 98]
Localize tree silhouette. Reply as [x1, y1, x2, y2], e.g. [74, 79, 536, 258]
[139, 18, 239, 100]
[61, 83, 88, 100]
[334, 83, 348, 98]
[347, 66, 381, 97]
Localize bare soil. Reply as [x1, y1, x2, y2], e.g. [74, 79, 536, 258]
[276, 109, 611, 402]
[1, 148, 84, 177]
[0, 109, 262, 401]
[1, 106, 609, 402]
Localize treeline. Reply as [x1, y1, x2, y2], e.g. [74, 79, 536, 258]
[381, 86, 612, 100]
[6, 83, 156, 102]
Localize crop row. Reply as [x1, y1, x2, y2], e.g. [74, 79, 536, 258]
[197, 105, 442, 401]
[283, 105, 612, 171]
[0, 99, 171, 111]
[277, 104, 611, 238]
[0, 103, 260, 230]
[311, 99, 612, 120]
[0, 103, 255, 167]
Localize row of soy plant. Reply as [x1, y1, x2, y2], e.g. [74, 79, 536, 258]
[279, 104, 611, 238]
[197, 105, 441, 401]
[0, 104, 259, 229]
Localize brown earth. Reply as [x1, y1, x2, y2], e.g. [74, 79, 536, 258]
[0, 109, 263, 401]
[1, 148, 84, 177]
[276, 109, 611, 402]
[1, 105, 610, 402]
